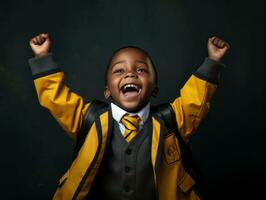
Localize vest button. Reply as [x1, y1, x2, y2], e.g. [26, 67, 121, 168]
[125, 166, 130, 173]
[126, 148, 132, 155]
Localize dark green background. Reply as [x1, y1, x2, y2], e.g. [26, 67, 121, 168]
[0, 0, 265, 199]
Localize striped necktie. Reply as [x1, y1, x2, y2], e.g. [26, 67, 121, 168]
[121, 114, 141, 142]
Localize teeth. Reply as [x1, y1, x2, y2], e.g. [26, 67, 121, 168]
[124, 84, 138, 90]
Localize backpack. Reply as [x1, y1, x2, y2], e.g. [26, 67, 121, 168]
[73, 99, 204, 198]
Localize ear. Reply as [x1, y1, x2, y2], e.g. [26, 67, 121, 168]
[104, 86, 111, 99]
[151, 86, 158, 97]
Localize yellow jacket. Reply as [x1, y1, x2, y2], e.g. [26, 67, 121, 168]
[29, 54, 223, 200]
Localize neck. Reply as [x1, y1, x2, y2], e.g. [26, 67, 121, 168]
[111, 102, 150, 113]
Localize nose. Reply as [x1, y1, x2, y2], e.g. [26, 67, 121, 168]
[125, 71, 138, 79]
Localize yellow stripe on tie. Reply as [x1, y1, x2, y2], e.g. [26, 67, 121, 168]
[121, 114, 141, 142]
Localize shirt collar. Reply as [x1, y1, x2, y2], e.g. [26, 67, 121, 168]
[111, 102, 150, 125]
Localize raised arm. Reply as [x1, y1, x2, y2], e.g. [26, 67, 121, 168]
[29, 33, 90, 140]
[171, 36, 230, 142]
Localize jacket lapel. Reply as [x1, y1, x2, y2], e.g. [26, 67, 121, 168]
[150, 115, 164, 186]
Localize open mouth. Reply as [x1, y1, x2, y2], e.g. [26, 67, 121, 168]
[121, 83, 141, 97]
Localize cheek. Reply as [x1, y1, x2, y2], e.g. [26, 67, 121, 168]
[108, 79, 120, 92]
[142, 76, 155, 88]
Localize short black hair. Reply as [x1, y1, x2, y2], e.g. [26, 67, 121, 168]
[104, 46, 158, 85]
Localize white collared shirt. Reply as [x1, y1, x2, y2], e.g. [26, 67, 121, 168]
[111, 102, 150, 135]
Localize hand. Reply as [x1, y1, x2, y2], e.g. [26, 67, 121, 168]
[29, 33, 51, 57]
[207, 36, 230, 62]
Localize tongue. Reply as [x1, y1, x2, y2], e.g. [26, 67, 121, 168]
[123, 91, 139, 98]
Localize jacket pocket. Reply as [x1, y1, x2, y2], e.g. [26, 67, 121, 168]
[163, 132, 180, 164]
[58, 170, 69, 188]
[178, 172, 195, 193]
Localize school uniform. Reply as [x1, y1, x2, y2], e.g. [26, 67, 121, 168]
[29, 53, 224, 200]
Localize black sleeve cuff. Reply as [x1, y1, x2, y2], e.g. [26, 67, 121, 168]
[28, 53, 61, 79]
[193, 57, 226, 84]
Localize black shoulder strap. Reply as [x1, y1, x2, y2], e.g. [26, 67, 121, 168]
[151, 103, 189, 165]
[151, 103, 181, 134]
[152, 103, 204, 198]
[73, 99, 108, 159]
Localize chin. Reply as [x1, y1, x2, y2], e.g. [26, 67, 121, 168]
[120, 101, 146, 113]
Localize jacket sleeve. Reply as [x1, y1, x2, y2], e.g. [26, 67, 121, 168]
[29, 53, 90, 140]
[170, 58, 225, 142]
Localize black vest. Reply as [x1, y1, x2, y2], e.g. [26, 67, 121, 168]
[87, 116, 156, 200]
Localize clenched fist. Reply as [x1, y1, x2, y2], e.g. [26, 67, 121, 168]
[208, 36, 230, 62]
[29, 33, 51, 57]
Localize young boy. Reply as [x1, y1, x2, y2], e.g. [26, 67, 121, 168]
[29, 33, 229, 200]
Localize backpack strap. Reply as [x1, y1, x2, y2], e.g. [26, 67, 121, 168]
[73, 100, 108, 159]
[151, 103, 179, 134]
[151, 103, 189, 164]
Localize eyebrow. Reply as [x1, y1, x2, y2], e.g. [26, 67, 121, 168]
[135, 60, 148, 65]
[111, 60, 148, 68]
[111, 61, 125, 68]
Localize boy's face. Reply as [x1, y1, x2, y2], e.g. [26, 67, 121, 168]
[104, 48, 157, 112]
